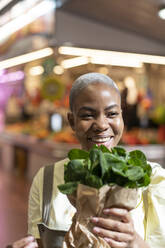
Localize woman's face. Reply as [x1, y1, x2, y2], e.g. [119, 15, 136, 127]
[68, 83, 124, 151]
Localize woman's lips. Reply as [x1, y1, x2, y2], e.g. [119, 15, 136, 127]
[88, 136, 114, 144]
[87, 135, 115, 148]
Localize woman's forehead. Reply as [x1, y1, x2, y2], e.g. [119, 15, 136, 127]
[72, 83, 121, 111]
[77, 83, 119, 99]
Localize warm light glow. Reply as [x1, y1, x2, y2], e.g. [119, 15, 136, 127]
[29, 66, 44, 76]
[90, 57, 142, 68]
[0, 47, 54, 70]
[59, 46, 165, 66]
[124, 77, 136, 88]
[124, 77, 138, 105]
[0, 0, 55, 44]
[61, 56, 89, 69]
[98, 67, 109, 75]
[0, 70, 24, 83]
[158, 6, 165, 20]
[53, 65, 64, 75]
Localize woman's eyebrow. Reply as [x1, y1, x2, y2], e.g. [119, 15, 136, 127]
[78, 106, 96, 112]
[104, 104, 119, 111]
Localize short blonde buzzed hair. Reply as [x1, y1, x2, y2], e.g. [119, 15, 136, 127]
[69, 72, 120, 111]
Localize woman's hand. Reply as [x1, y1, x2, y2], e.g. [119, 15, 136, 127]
[6, 236, 38, 248]
[91, 208, 149, 248]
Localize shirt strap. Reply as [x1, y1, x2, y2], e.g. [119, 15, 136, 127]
[142, 188, 149, 240]
[42, 164, 54, 225]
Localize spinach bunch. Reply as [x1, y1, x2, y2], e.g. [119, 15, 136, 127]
[58, 145, 152, 195]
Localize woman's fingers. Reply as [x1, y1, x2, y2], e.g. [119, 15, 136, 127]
[91, 208, 135, 247]
[103, 237, 128, 248]
[93, 226, 134, 242]
[10, 236, 38, 248]
[24, 242, 38, 248]
[91, 216, 133, 234]
[103, 208, 132, 223]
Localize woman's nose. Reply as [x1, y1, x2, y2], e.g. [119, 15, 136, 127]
[93, 115, 109, 131]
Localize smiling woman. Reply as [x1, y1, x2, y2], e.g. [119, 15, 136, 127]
[9, 72, 165, 248]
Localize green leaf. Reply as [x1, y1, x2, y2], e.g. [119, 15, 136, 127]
[64, 159, 87, 183]
[90, 148, 109, 177]
[128, 150, 147, 167]
[58, 182, 78, 194]
[98, 145, 111, 153]
[111, 162, 127, 177]
[144, 163, 152, 176]
[92, 163, 102, 177]
[104, 152, 125, 166]
[89, 148, 100, 171]
[68, 149, 89, 160]
[111, 146, 127, 157]
[85, 174, 103, 189]
[98, 150, 109, 177]
[126, 166, 144, 181]
[124, 181, 138, 188]
[137, 173, 151, 187]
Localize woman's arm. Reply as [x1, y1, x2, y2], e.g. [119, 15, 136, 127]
[91, 208, 150, 248]
[28, 168, 44, 238]
[6, 236, 39, 248]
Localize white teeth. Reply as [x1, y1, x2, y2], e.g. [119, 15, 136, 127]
[91, 137, 110, 143]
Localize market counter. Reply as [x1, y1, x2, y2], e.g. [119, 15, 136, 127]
[0, 131, 164, 181]
[0, 132, 78, 180]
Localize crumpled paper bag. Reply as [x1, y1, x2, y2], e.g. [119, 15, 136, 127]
[62, 184, 138, 248]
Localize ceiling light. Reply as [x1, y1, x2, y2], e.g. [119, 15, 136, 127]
[61, 56, 89, 69]
[124, 77, 136, 88]
[0, 47, 54, 70]
[29, 66, 44, 76]
[59, 46, 165, 66]
[0, 0, 55, 44]
[90, 56, 142, 68]
[53, 65, 64, 75]
[158, 5, 165, 20]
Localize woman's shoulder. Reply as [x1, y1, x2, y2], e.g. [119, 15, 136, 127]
[33, 158, 69, 181]
[147, 161, 165, 197]
[148, 161, 165, 181]
[54, 158, 69, 168]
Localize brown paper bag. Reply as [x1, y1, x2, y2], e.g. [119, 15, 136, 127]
[63, 184, 138, 248]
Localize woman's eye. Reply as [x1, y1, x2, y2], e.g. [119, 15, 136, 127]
[107, 112, 119, 118]
[80, 114, 93, 119]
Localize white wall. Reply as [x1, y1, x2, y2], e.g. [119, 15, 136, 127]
[55, 10, 165, 55]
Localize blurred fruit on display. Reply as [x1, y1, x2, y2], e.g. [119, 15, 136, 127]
[5, 121, 78, 144]
[52, 128, 79, 144]
[121, 128, 157, 145]
[158, 125, 165, 143]
[151, 105, 165, 125]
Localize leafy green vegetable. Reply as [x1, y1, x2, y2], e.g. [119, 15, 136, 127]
[58, 145, 152, 195]
[68, 149, 89, 160]
[85, 174, 103, 189]
[58, 182, 78, 195]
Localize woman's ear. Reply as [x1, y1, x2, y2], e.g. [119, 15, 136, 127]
[67, 112, 75, 131]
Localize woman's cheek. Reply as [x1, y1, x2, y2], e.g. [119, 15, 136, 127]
[115, 117, 124, 133]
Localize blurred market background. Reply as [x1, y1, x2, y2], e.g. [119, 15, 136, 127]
[0, 0, 165, 247]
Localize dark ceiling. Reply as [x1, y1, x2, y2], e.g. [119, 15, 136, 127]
[61, 0, 165, 44]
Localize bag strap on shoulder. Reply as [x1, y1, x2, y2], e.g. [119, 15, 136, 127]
[42, 164, 54, 225]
